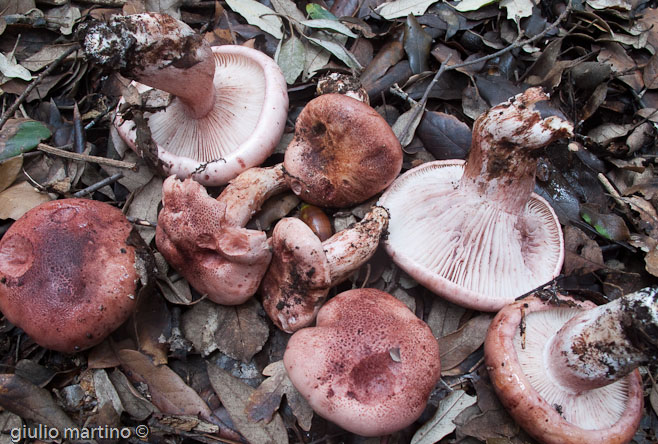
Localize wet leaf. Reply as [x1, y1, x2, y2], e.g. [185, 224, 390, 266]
[563, 226, 605, 275]
[404, 14, 432, 74]
[0, 119, 51, 161]
[207, 362, 289, 444]
[246, 361, 314, 431]
[411, 389, 477, 444]
[181, 299, 269, 363]
[438, 314, 493, 371]
[0, 182, 53, 220]
[277, 35, 306, 84]
[118, 349, 213, 420]
[376, 0, 440, 19]
[225, 0, 283, 39]
[417, 110, 471, 160]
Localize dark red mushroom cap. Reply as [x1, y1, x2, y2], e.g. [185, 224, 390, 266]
[284, 288, 440, 437]
[284, 94, 402, 208]
[0, 199, 138, 353]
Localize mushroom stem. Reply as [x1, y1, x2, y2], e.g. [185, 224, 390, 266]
[546, 287, 658, 392]
[324, 206, 389, 283]
[460, 87, 573, 214]
[81, 13, 216, 119]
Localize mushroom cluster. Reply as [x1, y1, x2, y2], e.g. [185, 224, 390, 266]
[0, 199, 139, 353]
[379, 87, 573, 311]
[284, 288, 441, 437]
[485, 288, 657, 444]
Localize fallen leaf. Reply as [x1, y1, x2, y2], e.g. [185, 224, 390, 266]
[93, 369, 124, 416]
[376, 0, 440, 19]
[0, 119, 51, 161]
[108, 369, 158, 421]
[586, 0, 631, 10]
[301, 19, 357, 38]
[181, 298, 269, 363]
[276, 35, 306, 84]
[118, 349, 213, 421]
[207, 362, 289, 444]
[563, 225, 605, 275]
[426, 297, 466, 339]
[417, 110, 471, 160]
[225, 0, 283, 39]
[0, 53, 31, 81]
[0, 182, 53, 220]
[20, 44, 78, 72]
[14, 360, 56, 388]
[404, 14, 432, 74]
[307, 32, 362, 71]
[651, 378, 658, 416]
[580, 205, 631, 241]
[643, 52, 658, 89]
[125, 176, 162, 244]
[246, 361, 314, 431]
[499, 0, 535, 20]
[392, 102, 426, 147]
[303, 35, 332, 80]
[270, 0, 307, 24]
[411, 389, 477, 444]
[0, 157, 23, 193]
[134, 288, 171, 365]
[438, 314, 493, 371]
[587, 122, 634, 145]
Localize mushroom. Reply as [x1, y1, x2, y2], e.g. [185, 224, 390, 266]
[284, 94, 402, 208]
[156, 164, 288, 305]
[81, 13, 288, 186]
[378, 87, 573, 311]
[284, 288, 440, 437]
[261, 206, 389, 333]
[485, 288, 657, 444]
[0, 199, 138, 353]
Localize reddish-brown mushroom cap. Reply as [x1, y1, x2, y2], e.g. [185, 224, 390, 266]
[284, 94, 402, 208]
[156, 164, 288, 305]
[0, 199, 138, 353]
[378, 88, 572, 311]
[284, 288, 440, 437]
[261, 206, 389, 333]
[82, 13, 288, 186]
[485, 294, 646, 444]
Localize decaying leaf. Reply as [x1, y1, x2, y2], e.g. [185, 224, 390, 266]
[580, 205, 631, 241]
[0, 157, 23, 193]
[426, 298, 467, 339]
[376, 0, 440, 19]
[0, 182, 53, 220]
[392, 102, 426, 147]
[411, 389, 477, 444]
[651, 378, 658, 416]
[403, 13, 432, 74]
[207, 362, 289, 444]
[563, 225, 605, 275]
[118, 349, 213, 421]
[225, 0, 283, 39]
[108, 369, 158, 421]
[0, 53, 32, 81]
[134, 288, 171, 365]
[277, 35, 306, 84]
[417, 110, 471, 159]
[246, 360, 314, 431]
[124, 176, 163, 244]
[437, 314, 493, 371]
[181, 298, 269, 363]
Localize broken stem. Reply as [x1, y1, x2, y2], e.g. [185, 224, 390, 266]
[37, 143, 138, 170]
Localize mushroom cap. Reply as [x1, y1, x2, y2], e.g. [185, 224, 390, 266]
[378, 160, 564, 311]
[155, 176, 272, 305]
[260, 217, 331, 333]
[115, 45, 288, 186]
[284, 288, 441, 437]
[484, 295, 644, 444]
[0, 199, 138, 353]
[284, 94, 402, 208]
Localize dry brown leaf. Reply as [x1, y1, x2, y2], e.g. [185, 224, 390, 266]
[426, 297, 466, 339]
[0, 157, 23, 193]
[651, 378, 658, 416]
[0, 181, 53, 220]
[182, 298, 269, 363]
[246, 360, 314, 431]
[437, 314, 493, 371]
[125, 176, 162, 244]
[134, 290, 171, 365]
[118, 349, 212, 421]
[644, 52, 658, 89]
[563, 225, 605, 275]
[207, 362, 289, 444]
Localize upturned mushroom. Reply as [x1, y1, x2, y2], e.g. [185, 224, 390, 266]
[0, 199, 139, 353]
[81, 13, 288, 186]
[156, 164, 288, 305]
[284, 94, 402, 208]
[261, 206, 389, 333]
[284, 288, 440, 437]
[378, 87, 573, 311]
[485, 288, 656, 444]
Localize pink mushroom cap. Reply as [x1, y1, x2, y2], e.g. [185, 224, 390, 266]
[0, 199, 138, 353]
[284, 288, 441, 436]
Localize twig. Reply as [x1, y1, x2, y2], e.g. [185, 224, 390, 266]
[0, 44, 80, 130]
[37, 143, 138, 170]
[84, 98, 119, 130]
[72, 172, 124, 197]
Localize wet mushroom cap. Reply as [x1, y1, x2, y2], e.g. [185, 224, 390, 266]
[0, 199, 138, 353]
[484, 295, 644, 444]
[284, 288, 440, 437]
[284, 94, 402, 208]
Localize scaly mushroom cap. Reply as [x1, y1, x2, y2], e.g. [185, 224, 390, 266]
[0, 199, 138, 353]
[378, 88, 571, 311]
[284, 288, 440, 437]
[156, 176, 273, 305]
[83, 13, 288, 186]
[284, 94, 402, 207]
[485, 295, 644, 444]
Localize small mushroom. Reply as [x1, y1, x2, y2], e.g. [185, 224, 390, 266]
[378, 87, 573, 311]
[156, 164, 288, 305]
[0, 199, 138, 353]
[284, 288, 440, 437]
[284, 94, 402, 208]
[81, 13, 288, 186]
[485, 288, 656, 444]
[261, 206, 389, 333]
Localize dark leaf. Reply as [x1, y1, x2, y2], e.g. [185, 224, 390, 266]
[134, 289, 171, 365]
[580, 204, 631, 241]
[437, 314, 493, 371]
[403, 14, 432, 74]
[563, 226, 605, 275]
[417, 110, 471, 160]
